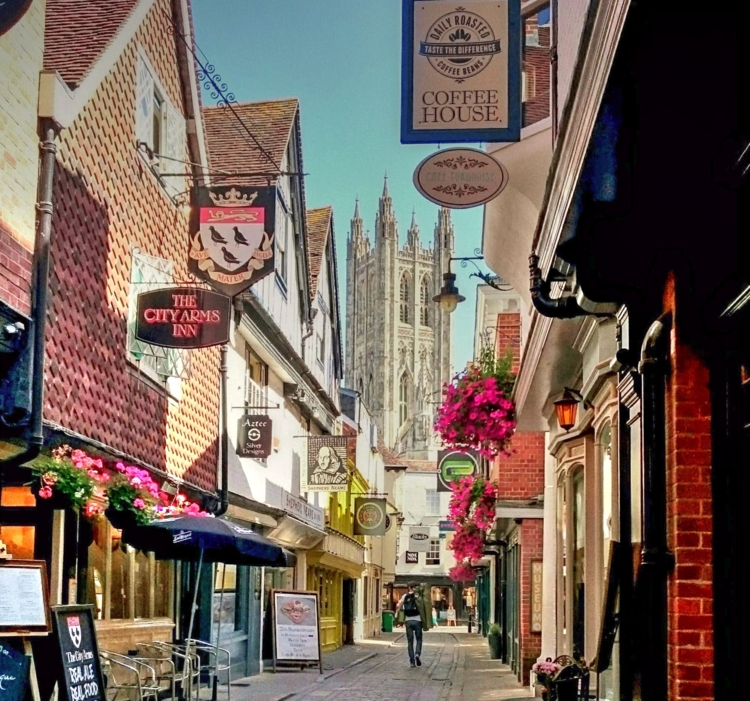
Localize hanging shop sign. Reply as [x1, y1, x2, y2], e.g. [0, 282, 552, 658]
[52, 605, 106, 701]
[439, 520, 456, 532]
[353, 498, 387, 536]
[303, 436, 350, 492]
[236, 414, 273, 459]
[0, 0, 32, 37]
[414, 148, 509, 209]
[271, 590, 322, 673]
[530, 559, 543, 633]
[189, 186, 276, 297]
[408, 526, 432, 552]
[135, 287, 230, 349]
[385, 514, 394, 532]
[437, 449, 479, 492]
[401, 0, 521, 144]
[405, 551, 419, 564]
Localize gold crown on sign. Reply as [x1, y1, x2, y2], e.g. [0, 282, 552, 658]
[209, 188, 258, 207]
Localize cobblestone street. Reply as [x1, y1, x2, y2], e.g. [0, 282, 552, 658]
[226, 629, 533, 701]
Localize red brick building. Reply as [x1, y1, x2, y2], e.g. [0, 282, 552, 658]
[1, 0, 221, 655]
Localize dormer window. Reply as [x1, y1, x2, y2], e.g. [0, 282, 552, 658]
[152, 92, 164, 156]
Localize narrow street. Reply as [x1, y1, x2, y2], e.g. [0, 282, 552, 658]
[227, 629, 532, 701]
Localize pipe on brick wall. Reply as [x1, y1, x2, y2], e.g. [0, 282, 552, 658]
[637, 313, 673, 701]
[213, 344, 229, 516]
[1, 122, 58, 470]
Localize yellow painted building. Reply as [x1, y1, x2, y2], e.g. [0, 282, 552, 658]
[307, 466, 367, 651]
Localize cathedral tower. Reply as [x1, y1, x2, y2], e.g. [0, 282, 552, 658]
[345, 181, 454, 459]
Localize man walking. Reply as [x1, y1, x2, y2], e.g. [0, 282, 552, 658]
[396, 581, 430, 667]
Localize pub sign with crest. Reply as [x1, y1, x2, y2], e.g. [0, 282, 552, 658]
[189, 186, 276, 297]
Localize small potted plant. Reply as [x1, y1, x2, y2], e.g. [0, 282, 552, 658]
[487, 623, 502, 659]
[532, 659, 561, 700]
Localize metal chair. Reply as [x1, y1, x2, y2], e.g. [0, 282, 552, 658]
[183, 639, 231, 701]
[100, 650, 160, 701]
[153, 641, 200, 701]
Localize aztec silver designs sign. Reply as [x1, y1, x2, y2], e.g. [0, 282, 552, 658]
[414, 148, 508, 208]
[402, 0, 521, 143]
[189, 186, 275, 297]
[303, 436, 349, 492]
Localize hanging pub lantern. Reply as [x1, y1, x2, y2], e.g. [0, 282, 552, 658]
[554, 388, 585, 432]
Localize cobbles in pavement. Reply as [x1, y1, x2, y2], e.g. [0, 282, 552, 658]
[220, 629, 533, 701]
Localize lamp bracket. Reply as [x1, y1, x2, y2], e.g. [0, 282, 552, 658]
[563, 387, 593, 410]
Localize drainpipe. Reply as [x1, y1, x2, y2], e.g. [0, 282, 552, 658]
[638, 314, 672, 701]
[214, 344, 229, 516]
[529, 254, 588, 319]
[1, 122, 58, 469]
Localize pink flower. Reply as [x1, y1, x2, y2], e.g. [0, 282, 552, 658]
[133, 498, 146, 510]
[41, 472, 58, 486]
[38, 486, 53, 499]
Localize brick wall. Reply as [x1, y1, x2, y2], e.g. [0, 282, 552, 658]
[0, 0, 45, 314]
[523, 27, 551, 127]
[493, 431, 545, 499]
[495, 311, 521, 373]
[44, 0, 219, 491]
[519, 518, 544, 684]
[663, 273, 714, 701]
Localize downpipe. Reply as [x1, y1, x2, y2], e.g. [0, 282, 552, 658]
[529, 254, 589, 319]
[0, 123, 58, 469]
[638, 314, 673, 701]
[213, 344, 229, 517]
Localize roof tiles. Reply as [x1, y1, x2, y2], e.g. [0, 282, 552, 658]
[44, 0, 140, 87]
[202, 99, 298, 185]
[306, 206, 332, 298]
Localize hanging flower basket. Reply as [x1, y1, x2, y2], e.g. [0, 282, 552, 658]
[436, 348, 516, 459]
[31, 478, 72, 510]
[448, 562, 477, 583]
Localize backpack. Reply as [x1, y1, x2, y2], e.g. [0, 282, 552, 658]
[402, 593, 419, 617]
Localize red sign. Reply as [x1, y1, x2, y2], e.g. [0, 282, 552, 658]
[135, 288, 231, 349]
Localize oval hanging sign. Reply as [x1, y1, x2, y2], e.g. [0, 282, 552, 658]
[413, 147, 509, 209]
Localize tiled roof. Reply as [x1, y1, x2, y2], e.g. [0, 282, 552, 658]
[202, 99, 298, 185]
[379, 441, 407, 468]
[404, 460, 438, 473]
[44, 0, 140, 87]
[306, 206, 332, 298]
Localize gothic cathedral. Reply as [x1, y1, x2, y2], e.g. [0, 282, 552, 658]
[345, 178, 454, 459]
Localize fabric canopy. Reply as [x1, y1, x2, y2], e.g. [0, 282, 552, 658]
[122, 515, 295, 567]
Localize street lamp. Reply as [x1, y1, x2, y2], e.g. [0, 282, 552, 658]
[433, 249, 511, 314]
[554, 388, 589, 431]
[433, 272, 465, 314]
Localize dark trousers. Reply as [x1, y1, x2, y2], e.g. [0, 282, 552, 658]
[405, 620, 423, 662]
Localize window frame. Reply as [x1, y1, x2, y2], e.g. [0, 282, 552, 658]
[426, 538, 441, 566]
[420, 276, 432, 327]
[399, 273, 411, 324]
[399, 373, 410, 426]
[425, 488, 440, 516]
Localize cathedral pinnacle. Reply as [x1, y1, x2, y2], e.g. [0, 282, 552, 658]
[353, 196, 361, 220]
[382, 173, 389, 198]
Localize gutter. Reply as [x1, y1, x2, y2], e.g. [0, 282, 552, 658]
[214, 344, 229, 516]
[1, 122, 58, 469]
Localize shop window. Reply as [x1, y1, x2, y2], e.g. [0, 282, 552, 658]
[572, 467, 585, 659]
[425, 489, 440, 516]
[557, 475, 567, 651]
[375, 578, 381, 613]
[363, 576, 370, 616]
[0, 485, 36, 560]
[426, 539, 441, 565]
[600, 424, 614, 582]
[79, 521, 173, 620]
[213, 563, 238, 642]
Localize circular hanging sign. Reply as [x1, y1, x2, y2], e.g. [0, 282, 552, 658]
[0, 0, 33, 37]
[437, 450, 479, 492]
[413, 148, 509, 209]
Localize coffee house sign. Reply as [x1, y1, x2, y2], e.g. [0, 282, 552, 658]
[401, 0, 521, 143]
[135, 288, 230, 349]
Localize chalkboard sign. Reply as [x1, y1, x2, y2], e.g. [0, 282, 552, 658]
[271, 590, 322, 673]
[52, 605, 106, 701]
[0, 642, 30, 701]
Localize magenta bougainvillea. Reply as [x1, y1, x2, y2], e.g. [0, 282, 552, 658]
[448, 475, 498, 582]
[435, 362, 516, 459]
[33, 445, 210, 523]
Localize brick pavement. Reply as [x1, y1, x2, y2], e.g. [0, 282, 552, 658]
[220, 629, 532, 701]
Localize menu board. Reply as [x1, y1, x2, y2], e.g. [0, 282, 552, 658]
[0, 560, 51, 635]
[52, 605, 106, 701]
[0, 642, 30, 701]
[271, 590, 322, 672]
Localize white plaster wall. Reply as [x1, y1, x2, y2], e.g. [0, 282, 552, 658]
[557, 0, 593, 131]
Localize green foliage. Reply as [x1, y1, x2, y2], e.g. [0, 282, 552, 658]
[29, 455, 96, 511]
[476, 345, 516, 397]
[488, 623, 502, 636]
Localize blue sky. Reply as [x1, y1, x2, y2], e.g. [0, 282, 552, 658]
[192, 0, 489, 372]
